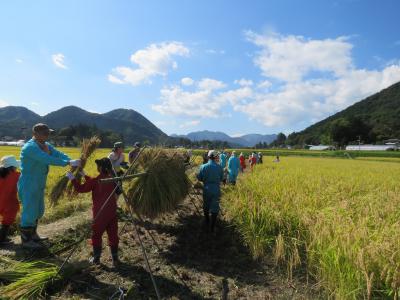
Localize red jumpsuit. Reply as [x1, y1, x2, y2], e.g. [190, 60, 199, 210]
[72, 174, 119, 248]
[239, 155, 246, 172]
[0, 171, 20, 225]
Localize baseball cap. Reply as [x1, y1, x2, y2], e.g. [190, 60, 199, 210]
[113, 142, 124, 149]
[32, 123, 54, 135]
[0, 155, 20, 168]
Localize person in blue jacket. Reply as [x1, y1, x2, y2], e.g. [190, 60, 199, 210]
[227, 151, 240, 185]
[18, 123, 81, 249]
[219, 151, 227, 169]
[197, 150, 223, 234]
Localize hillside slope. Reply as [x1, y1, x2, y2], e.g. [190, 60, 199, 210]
[287, 81, 400, 145]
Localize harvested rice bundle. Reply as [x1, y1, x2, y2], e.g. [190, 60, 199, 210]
[0, 258, 76, 300]
[49, 136, 101, 206]
[126, 148, 190, 218]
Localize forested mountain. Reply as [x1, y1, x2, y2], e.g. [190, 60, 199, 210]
[287, 81, 400, 146]
[0, 105, 168, 145]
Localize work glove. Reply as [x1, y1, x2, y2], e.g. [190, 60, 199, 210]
[66, 171, 75, 180]
[69, 159, 81, 167]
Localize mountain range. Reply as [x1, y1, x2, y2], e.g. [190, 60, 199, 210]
[0, 106, 167, 144]
[172, 130, 277, 147]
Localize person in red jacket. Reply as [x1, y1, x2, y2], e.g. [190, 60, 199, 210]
[0, 155, 21, 245]
[239, 152, 246, 173]
[67, 157, 119, 266]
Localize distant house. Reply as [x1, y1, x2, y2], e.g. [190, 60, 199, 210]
[345, 144, 398, 151]
[309, 145, 335, 151]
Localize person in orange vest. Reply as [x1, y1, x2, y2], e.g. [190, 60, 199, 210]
[0, 156, 21, 245]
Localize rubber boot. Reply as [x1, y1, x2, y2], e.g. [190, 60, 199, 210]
[20, 227, 43, 249]
[89, 246, 102, 265]
[110, 246, 120, 267]
[32, 221, 48, 242]
[203, 209, 210, 232]
[210, 213, 218, 235]
[0, 224, 11, 245]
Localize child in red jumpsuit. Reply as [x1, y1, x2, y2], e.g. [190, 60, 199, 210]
[68, 157, 119, 266]
[0, 156, 20, 245]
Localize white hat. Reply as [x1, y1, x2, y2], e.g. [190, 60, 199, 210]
[0, 155, 20, 168]
[208, 150, 217, 158]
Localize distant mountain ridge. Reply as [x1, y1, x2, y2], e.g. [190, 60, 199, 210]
[0, 105, 167, 144]
[172, 130, 277, 147]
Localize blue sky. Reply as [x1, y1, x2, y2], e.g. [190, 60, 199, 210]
[1, 0, 399, 136]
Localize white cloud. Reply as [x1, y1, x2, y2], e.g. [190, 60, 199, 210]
[206, 49, 226, 55]
[257, 80, 272, 89]
[234, 65, 400, 127]
[0, 99, 9, 107]
[234, 78, 253, 86]
[181, 77, 194, 86]
[198, 78, 226, 91]
[234, 31, 400, 128]
[52, 53, 68, 69]
[16, 58, 23, 63]
[109, 42, 189, 86]
[152, 79, 251, 118]
[152, 31, 400, 131]
[30, 102, 39, 106]
[245, 31, 353, 82]
[179, 120, 201, 128]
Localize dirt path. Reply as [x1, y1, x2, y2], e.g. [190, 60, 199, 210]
[48, 191, 317, 299]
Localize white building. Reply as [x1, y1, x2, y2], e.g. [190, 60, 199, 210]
[345, 144, 397, 151]
[309, 145, 335, 151]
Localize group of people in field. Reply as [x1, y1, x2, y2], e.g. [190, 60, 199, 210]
[0, 123, 275, 265]
[196, 149, 266, 235]
[0, 122, 143, 266]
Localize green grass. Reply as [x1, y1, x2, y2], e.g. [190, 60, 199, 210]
[222, 157, 400, 299]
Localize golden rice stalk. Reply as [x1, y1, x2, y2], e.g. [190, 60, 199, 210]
[49, 136, 101, 206]
[126, 148, 190, 219]
[0, 258, 76, 300]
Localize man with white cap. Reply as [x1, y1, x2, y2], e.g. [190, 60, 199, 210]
[196, 150, 224, 234]
[18, 123, 81, 249]
[0, 155, 21, 244]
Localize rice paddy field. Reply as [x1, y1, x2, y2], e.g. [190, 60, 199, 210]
[2, 145, 400, 298]
[223, 156, 400, 299]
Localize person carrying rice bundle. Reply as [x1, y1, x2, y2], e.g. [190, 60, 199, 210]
[18, 123, 81, 249]
[108, 141, 128, 176]
[67, 157, 120, 266]
[197, 150, 224, 234]
[0, 156, 20, 245]
[227, 151, 240, 185]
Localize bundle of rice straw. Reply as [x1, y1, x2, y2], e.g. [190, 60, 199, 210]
[0, 257, 76, 300]
[49, 136, 101, 206]
[126, 148, 190, 219]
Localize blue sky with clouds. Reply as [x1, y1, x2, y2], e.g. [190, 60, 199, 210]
[1, 0, 399, 136]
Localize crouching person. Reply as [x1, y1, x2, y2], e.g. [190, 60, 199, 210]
[0, 156, 21, 245]
[197, 150, 224, 234]
[67, 158, 119, 266]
